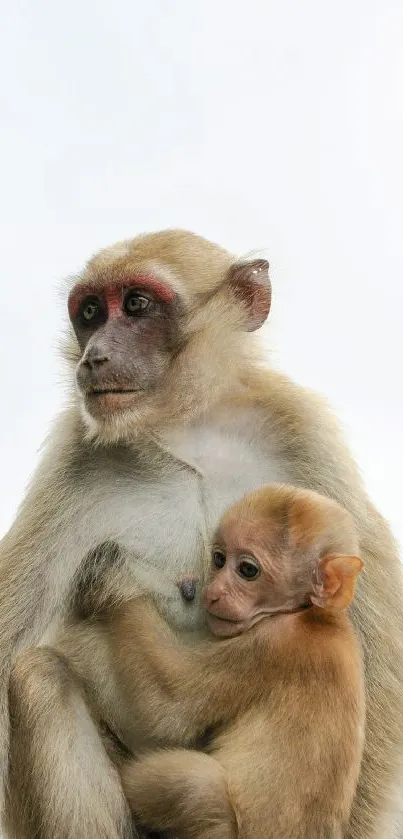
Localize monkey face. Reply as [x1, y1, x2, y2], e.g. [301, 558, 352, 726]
[203, 514, 289, 638]
[68, 276, 182, 424]
[203, 551, 265, 637]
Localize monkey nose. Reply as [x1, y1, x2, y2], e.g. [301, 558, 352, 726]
[202, 585, 219, 608]
[82, 347, 109, 369]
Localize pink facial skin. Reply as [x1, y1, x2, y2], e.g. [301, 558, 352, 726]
[68, 275, 176, 320]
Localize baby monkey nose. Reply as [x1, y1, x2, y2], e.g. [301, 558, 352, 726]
[202, 583, 220, 609]
[179, 577, 198, 602]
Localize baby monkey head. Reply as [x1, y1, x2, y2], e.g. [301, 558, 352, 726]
[203, 484, 363, 638]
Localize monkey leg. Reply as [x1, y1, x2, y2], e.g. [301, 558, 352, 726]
[5, 646, 134, 839]
[121, 748, 238, 839]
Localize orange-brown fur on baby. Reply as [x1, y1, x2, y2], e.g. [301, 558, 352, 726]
[115, 486, 365, 839]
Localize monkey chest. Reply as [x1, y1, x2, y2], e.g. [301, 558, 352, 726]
[102, 416, 283, 625]
[83, 412, 286, 631]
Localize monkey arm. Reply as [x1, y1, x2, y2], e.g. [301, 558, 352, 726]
[0, 411, 95, 806]
[111, 596, 276, 742]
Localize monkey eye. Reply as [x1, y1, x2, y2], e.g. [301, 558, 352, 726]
[237, 558, 260, 580]
[78, 295, 105, 326]
[212, 550, 226, 569]
[124, 290, 155, 317]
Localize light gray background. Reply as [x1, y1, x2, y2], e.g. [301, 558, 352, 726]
[0, 0, 402, 555]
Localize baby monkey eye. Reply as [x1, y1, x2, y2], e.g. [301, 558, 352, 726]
[212, 550, 226, 569]
[237, 558, 260, 580]
[124, 290, 154, 316]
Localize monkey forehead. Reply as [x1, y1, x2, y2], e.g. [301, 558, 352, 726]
[70, 261, 180, 298]
[84, 229, 234, 297]
[216, 510, 270, 552]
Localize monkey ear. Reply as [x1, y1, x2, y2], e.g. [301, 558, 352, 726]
[311, 554, 364, 613]
[227, 259, 271, 331]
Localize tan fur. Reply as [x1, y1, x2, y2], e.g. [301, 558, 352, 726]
[5, 648, 132, 839]
[0, 228, 401, 838]
[107, 485, 365, 838]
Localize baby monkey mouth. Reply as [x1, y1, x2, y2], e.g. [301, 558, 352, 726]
[206, 611, 247, 638]
[206, 611, 242, 624]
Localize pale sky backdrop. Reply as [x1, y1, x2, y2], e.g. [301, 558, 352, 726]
[0, 1, 402, 552]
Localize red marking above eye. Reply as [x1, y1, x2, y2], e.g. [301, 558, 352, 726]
[68, 275, 176, 320]
[126, 275, 176, 304]
[68, 287, 92, 320]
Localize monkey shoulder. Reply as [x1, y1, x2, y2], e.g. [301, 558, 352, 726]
[236, 368, 365, 503]
[284, 611, 363, 694]
[259, 612, 361, 674]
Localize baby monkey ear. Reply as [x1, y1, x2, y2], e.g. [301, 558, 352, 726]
[311, 554, 364, 613]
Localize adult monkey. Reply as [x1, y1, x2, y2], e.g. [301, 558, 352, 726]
[0, 229, 401, 839]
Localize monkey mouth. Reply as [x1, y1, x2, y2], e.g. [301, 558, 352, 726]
[206, 611, 245, 637]
[85, 388, 141, 414]
[207, 612, 240, 623]
[88, 388, 138, 395]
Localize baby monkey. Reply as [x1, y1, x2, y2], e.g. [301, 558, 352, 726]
[112, 485, 365, 839]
